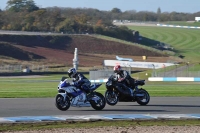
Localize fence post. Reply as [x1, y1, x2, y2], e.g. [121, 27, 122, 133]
[186, 62, 189, 77]
[175, 64, 178, 77]
[152, 64, 156, 77]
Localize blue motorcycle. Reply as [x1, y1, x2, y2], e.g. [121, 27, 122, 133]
[55, 77, 106, 111]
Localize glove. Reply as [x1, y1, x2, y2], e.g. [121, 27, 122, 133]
[118, 78, 124, 82]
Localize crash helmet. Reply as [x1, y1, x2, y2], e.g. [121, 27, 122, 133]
[113, 65, 121, 73]
[68, 68, 77, 78]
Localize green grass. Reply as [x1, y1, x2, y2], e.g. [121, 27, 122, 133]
[127, 26, 200, 63]
[145, 84, 200, 96]
[0, 119, 200, 132]
[0, 74, 200, 98]
[0, 82, 58, 98]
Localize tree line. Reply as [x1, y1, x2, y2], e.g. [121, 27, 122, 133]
[0, 0, 200, 42]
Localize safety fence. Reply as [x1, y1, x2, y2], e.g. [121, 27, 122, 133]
[152, 64, 200, 77]
[1, 64, 200, 79]
[89, 69, 113, 80]
[89, 67, 133, 80]
[0, 65, 49, 73]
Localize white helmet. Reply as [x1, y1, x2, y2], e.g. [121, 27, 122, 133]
[113, 65, 121, 73]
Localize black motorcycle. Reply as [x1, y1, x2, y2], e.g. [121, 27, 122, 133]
[105, 74, 150, 106]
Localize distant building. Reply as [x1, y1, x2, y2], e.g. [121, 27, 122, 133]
[195, 17, 200, 22]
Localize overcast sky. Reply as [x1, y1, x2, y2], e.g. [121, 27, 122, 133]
[0, 0, 199, 13]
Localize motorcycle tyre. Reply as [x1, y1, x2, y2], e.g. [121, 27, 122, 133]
[136, 89, 150, 105]
[55, 94, 70, 111]
[90, 92, 106, 110]
[105, 90, 118, 106]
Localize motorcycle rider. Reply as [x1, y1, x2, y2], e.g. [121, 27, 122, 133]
[68, 67, 91, 93]
[113, 65, 135, 96]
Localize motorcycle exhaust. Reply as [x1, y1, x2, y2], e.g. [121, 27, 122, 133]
[71, 102, 91, 107]
[78, 103, 91, 107]
[135, 93, 144, 97]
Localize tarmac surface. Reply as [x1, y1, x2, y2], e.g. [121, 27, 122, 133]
[0, 97, 199, 118]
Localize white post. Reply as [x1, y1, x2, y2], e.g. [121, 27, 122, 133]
[73, 48, 79, 70]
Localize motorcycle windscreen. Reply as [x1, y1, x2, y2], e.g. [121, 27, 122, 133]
[60, 81, 70, 88]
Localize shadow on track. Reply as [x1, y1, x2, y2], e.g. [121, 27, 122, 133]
[68, 109, 175, 113]
[118, 104, 200, 108]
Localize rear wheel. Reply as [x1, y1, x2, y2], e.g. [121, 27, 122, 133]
[55, 94, 70, 111]
[105, 90, 118, 106]
[136, 89, 150, 105]
[90, 92, 106, 110]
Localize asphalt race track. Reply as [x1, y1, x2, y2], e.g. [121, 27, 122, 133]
[0, 97, 199, 117]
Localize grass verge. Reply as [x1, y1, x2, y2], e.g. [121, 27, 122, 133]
[0, 74, 200, 97]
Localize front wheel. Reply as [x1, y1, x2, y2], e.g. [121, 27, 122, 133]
[136, 89, 150, 105]
[90, 92, 106, 110]
[105, 90, 118, 106]
[55, 94, 70, 111]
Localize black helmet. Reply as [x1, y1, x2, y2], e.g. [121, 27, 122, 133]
[68, 68, 77, 78]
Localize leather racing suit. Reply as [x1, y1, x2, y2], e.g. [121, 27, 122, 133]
[71, 73, 91, 93]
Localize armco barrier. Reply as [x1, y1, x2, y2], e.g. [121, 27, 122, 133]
[90, 77, 200, 83]
[90, 79, 108, 83]
[0, 72, 89, 76]
[148, 77, 200, 81]
[157, 24, 200, 29]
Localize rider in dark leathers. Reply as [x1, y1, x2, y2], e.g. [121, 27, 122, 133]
[113, 65, 135, 96]
[68, 68, 91, 93]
